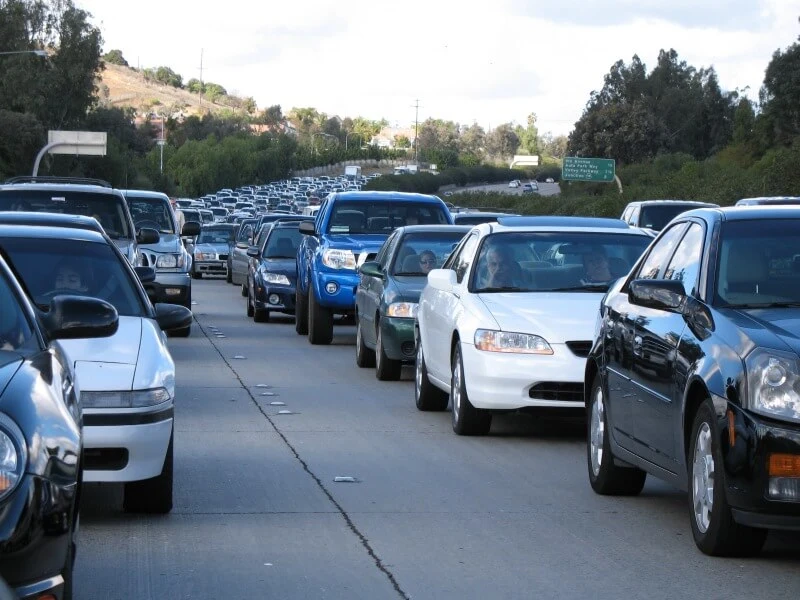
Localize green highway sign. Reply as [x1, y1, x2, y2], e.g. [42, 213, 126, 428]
[562, 157, 616, 182]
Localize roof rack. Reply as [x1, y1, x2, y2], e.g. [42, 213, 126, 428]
[4, 175, 113, 188]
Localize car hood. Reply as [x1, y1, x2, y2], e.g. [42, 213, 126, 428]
[325, 234, 388, 254]
[259, 258, 296, 278]
[114, 239, 136, 264]
[0, 353, 22, 399]
[61, 316, 142, 391]
[724, 307, 800, 357]
[478, 292, 604, 343]
[195, 242, 230, 254]
[139, 233, 181, 254]
[391, 275, 427, 303]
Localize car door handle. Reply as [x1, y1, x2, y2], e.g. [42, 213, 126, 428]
[633, 335, 643, 356]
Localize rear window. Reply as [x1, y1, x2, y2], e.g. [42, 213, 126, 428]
[327, 201, 449, 234]
[639, 205, 700, 231]
[0, 189, 132, 240]
[197, 228, 235, 244]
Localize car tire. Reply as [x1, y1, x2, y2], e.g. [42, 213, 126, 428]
[61, 527, 74, 600]
[226, 268, 232, 283]
[295, 287, 309, 335]
[240, 284, 247, 297]
[414, 337, 448, 411]
[451, 343, 491, 435]
[355, 317, 375, 368]
[246, 290, 254, 317]
[123, 430, 173, 514]
[192, 271, 202, 280]
[587, 375, 647, 495]
[308, 283, 333, 345]
[687, 401, 767, 556]
[254, 307, 269, 323]
[375, 323, 401, 381]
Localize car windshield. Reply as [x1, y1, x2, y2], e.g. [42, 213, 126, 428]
[262, 227, 302, 259]
[0, 189, 132, 240]
[470, 231, 652, 293]
[327, 201, 450, 234]
[0, 268, 36, 353]
[716, 219, 800, 307]
[1, 237, 147, 316]
[639, 205, 699, 231]
[392, 231, 469, 275]
[126, 196, 175, 234]
[182, 210, 201, 224]
[197, 228, 234, 244]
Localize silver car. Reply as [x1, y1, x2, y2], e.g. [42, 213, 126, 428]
[192, 224, 237, 278]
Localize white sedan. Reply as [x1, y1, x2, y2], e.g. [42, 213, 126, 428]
[414, 217, 652, 435]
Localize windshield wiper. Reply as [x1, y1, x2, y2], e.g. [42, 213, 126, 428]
[478, 286, 527, 292]
[548, 284, 609, 292]
[394, 271, 426, 276]
[266, 255, 294, 259]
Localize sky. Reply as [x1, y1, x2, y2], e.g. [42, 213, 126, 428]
[75, 0, 800, 137]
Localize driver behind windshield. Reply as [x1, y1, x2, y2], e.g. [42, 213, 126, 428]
[580, 246, 613, 284]
[481, 245, 524, 289]
[53, 261, 90, 293]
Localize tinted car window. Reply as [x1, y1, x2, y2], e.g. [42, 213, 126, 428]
[262, 227, 303, 258]
[2, 237, 147, 316]
[392, 231, 469, 275]
[663, 222, 704, 296]
[639, 205, 698, 231]
[637, 223, 687, 280]
[126, 196, 175, 234]
[0, 270, 36, 352]
[197, 228, 235, 244]
[454, 234, 479, 284]
[327, 201, 449, 234]
[0, 189, 132, 240]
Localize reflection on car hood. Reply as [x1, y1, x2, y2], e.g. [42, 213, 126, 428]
[195, 242, 230, 254]
[392, 276, 427, 303]
[259, 258, 296, 278]
[0, 354, 22, 399]
[726, 307, 800, 356]
[478, 292, 604, 343]
[325, 234, 387, 253]
[139, 233, 181, 253]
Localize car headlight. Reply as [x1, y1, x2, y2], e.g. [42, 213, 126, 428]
[322, 248, 356, 270]
[473, 329, 553, 354]
[156, 253, 184, 269]
[194, 251, 211, 261]
[386, 302, 418, 318]
[81, 387, 172, 409]
[259, 271, 291, 285]
[0, 416, 25, 501]
[745, 348, 800, 422]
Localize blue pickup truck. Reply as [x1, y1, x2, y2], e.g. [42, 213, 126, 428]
[296, 191, 453, 344]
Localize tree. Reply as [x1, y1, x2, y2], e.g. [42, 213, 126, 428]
[515, 113, 539, 155]
[484, 123, 519, 158]
[154, 66, 182, 88]
[540, 133, 568, 159]
[759, 41, 800, 145]
[103, 48, 127, 66]
[204, 82, 227, 102]
[417, 118, 459, 162]
[186, 78, 203, 93]
[394, 134, 411, 148]
[459, 123, 485, 156]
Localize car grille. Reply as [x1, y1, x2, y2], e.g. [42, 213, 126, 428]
[219, 254, 228, 261]
[566, 341, 592, 358]
[528, 382, 583, 402]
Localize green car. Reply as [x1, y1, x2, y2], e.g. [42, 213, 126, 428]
[355, 224, 472, 380]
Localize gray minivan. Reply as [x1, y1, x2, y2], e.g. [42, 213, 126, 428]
[0, 176, 157, 266]
[122, 189, 199, 311]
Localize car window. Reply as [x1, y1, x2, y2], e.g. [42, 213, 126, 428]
[197, 228, 235, 244]
[392, 231, 469, 275]
[126, 196, 175, 234]
[262, 227, 302, 259]
[237, 225, 253, 244]
[326, 201, 449, 234]
[0, 268, 37, 353]
[376, 230, 399, 269]
[454, 234, 479, 284]
[1, 237, 147, 317]
[0, 189, 133, 240]
[636, 223, 688, 280]
[663, 222, 704, 296]
[639, 205, 698, 231]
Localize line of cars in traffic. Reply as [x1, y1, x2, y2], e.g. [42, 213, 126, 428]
[211, 189, 800, 558]
[0, 176, 195, 598]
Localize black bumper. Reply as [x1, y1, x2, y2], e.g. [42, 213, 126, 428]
[0, 474, 75, 599]
[723, 405, 800, 529]
[253, 283, 296, 314]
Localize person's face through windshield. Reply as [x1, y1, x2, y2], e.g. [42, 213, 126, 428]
[582, 249, 612, 282]
[418, 251, 436, 274]
[55, 264, 88, 292]
[485, 247, 515, 287]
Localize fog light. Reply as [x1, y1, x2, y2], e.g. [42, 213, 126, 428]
[325, 282, 339, 294]
[165, 288, 181, 296]
[769, 453, 800, 477]
[269, 294, 280, 305]
[768, 477, 800, 501]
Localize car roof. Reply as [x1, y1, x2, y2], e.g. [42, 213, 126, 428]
[120, 189, 170, 201]
[496, 216, 632, 229]
[734, 196, 800, 206]
[624, 199, 718, 207]
[454, 211, 518, 218]
[0, 211, 104, 232]
[331, 191, 444, 202]
[0, 222, 107, 243]
[0, 181, 123, 196]
[483, 220, 653, 236]
[397, 224, 473, 234]
[714, 206, 800, 221]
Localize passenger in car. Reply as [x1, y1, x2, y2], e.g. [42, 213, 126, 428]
[580, 246, 613, 284]
[482, 245, 525, 288]
[418, 250, 437, 274]
[54, 261, 89, 293]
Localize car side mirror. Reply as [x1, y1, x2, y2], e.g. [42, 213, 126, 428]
[299, 221, 316, 236]
[246, 245, 260, 258]
[427, 269, 457, 293]
[134, 266, 156, 283]
[628, 279, 686, 313]
[359, 261, 382, 278]
[153, 303, 193, 332]
[42, 296, 119, 340]
[137, 227, 160, 244]
[182, 221, 201, 236]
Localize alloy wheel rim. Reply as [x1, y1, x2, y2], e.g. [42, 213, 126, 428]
[590, 386, 605, 477]
[356, 322, 362, 358]
[376, 328, 382, 370]
[692, 422, 714, 533]
[415, 345, 423, 399]
[452, 353, 461, 421]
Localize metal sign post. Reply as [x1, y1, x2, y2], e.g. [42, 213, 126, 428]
[32, 131, 107, 176]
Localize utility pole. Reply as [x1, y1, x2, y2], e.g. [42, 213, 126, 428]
[412, 99, 421, 165]
[198, 48, 204, 108]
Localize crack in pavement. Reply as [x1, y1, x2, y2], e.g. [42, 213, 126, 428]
[195, 319, 411, 600]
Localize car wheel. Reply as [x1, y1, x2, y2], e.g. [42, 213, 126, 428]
[241, 283, 247, 297]
[61, 526, 74, 600]
[375, 323, 401, 381]
[451, 343, 491, 435]
[123, 430, 173, 514]
[414, 337, 447, 411]
[226, 268, 232, 283]
[355, 317, 375, 368]
[587, 375, 647, 495]
[246, 290, 254, 317]
[254, 307, 269, 323]
[688, 401, 767, 556]
[192, 271, 202, 280]
[295, 286, 309, 335]
[308, 283, 333, 345]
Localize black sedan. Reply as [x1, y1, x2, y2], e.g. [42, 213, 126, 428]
[245, 219, 313, 322]
[355, 225, 472, 380]
[0, 252, 118, 598]
[586, 205, 800, 556]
